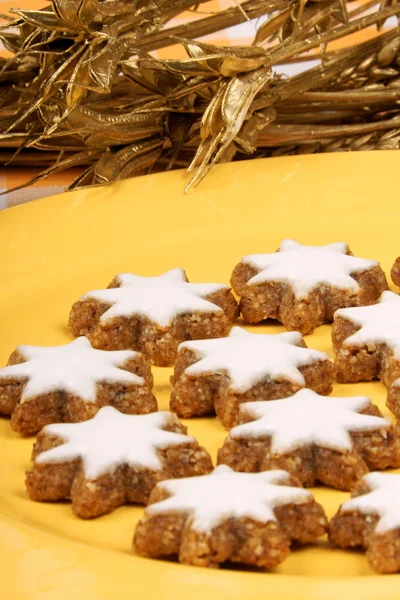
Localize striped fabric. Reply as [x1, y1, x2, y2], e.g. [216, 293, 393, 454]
[0, 1, 384, 208]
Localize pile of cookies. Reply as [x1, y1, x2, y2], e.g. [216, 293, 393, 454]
[2, 240, 400, 574]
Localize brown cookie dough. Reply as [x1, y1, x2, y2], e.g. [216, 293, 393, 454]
[391, 257, 400, 287]
[329, 472, 400, 574]
[386, 380, 400, 419]
[133, 466, 327, 569]
[217, 390, 400, 491]
[0, 337, 156, 435]
[332, 292, 400, 417]
[69, 269, 239, 367]
[231, 240, 387, 336]
[170, 328, 333, 428]
[26, 407, 213, 518]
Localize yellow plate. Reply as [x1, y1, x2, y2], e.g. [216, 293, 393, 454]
[1, 151, 400, 599]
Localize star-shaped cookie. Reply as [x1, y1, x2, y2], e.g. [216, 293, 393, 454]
[134, 465, 327, 569]
[218, 389, 400, 490]
[333, 292, 400, 415]
[69, 268, 239, 366]
[330, 472, 400, 573]
[170, 327, 333, 427]
[231, 239, 387, 335]
[0, 337, 156, 434]
[26, 406, 213, 518]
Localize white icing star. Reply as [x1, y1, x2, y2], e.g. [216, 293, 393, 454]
[230, 389, 390, 453]
[82, 268, 227, 327]
[340, 472, 400, 533]
[242, 239, 377, 298]
[335, 291, 400, 357]
[0, 337, 143, 403]
[180, 327, 330, 392]
[35, 407, 193, 479]
[146, 465, 312, 533]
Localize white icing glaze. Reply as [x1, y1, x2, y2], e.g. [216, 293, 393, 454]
[242, 239, 377, 299]
[82, 268, 227, 327]
[340, 472, 400, 534]
[0, 337, 143, 403]
[230, 389, 390, 453]
[36, 407, 193, 479]
[179, 327, 329, 392]
[335, 291, 400, 357]
[146, 465, 312, 533]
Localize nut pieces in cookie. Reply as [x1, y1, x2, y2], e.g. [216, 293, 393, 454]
[26, 407, 213, 518]
[170, 327, 333, 427]
[231, 240, 387, 335]
[330, 472, 400, 573]
[0, 337, 156, 434]
[333, 291, 400, 417]
[391, 257, 400, 288]
[69, 268, 239, 366]
[134, 465, 327, 569]
[218, 390, 400, 490]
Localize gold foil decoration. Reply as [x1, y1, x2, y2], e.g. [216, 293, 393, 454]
[0, 1, 400, 193]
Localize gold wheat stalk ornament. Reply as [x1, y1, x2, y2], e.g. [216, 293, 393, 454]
[0, 0, 400, 193]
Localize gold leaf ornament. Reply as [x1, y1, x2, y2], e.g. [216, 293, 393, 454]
[1, 0, 400, 194]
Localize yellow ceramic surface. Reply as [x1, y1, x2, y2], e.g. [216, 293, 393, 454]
[1, 151, 400, 599]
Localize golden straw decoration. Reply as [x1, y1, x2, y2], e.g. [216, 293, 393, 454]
[0, 0, 400, 192]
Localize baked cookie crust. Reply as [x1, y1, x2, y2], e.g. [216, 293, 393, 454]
[330, 472, 400, 573]
[231, 240, 387, 335]
[134, 466, 327, 569]
[170, 328, 333, 428]
[217, 390, 400, 490]
[0, 337, 156, 435]
[69, 269, 239, 366]
[26, 407, 213, 518]
[333, 292, 400, 417]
